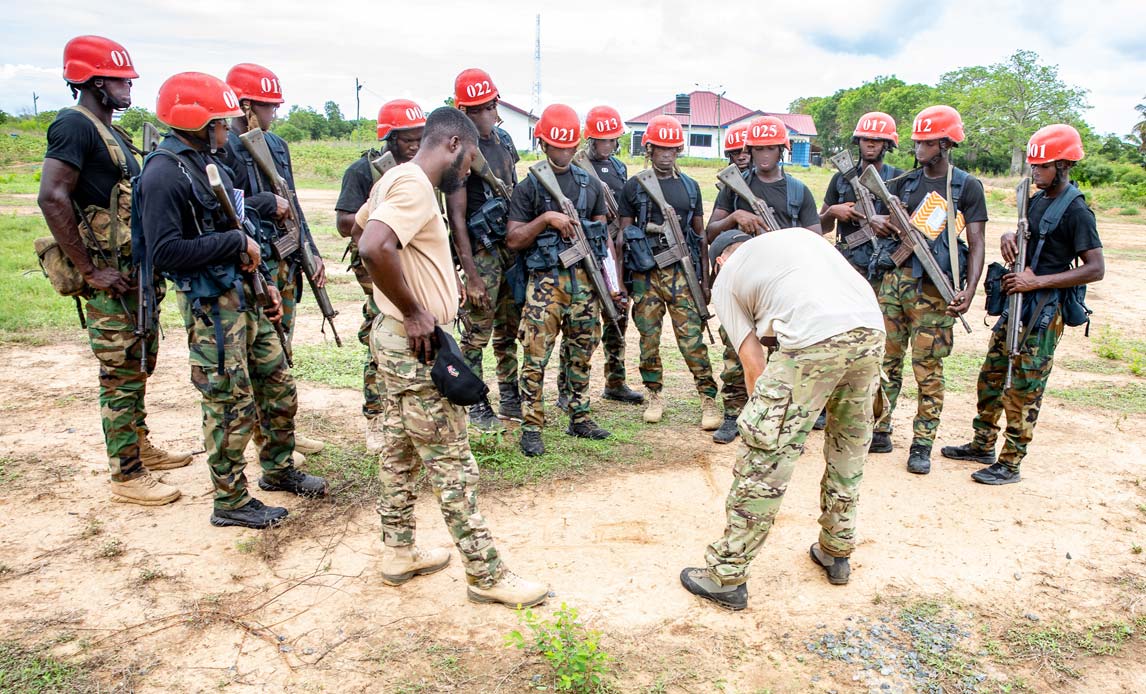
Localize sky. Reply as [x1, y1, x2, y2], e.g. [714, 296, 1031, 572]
[3, 0, 1144, 138]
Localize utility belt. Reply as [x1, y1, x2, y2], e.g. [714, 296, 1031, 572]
[466, 197, 509, 251]
[622, 222, 701, 278]
[523, 220, 608, 272]
[165, 263, 246, 324]
[984, 268, 1092, 334]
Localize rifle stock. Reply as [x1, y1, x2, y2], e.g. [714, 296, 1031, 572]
[370, 150, 397, 177]
[571, 151, 619, 221]
[827, 151, 880, 250]
[1005, 177, 1031, 389]
[715, 164, 780, 232]
[471, 150, 513, 200]
[141, 122, 160, 154]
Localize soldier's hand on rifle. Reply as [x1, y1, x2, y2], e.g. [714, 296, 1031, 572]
[311, 254, 327, 287]
[829, 202, 863, 224]
[729, 210, 768, 235]
[946, 289, 973, 316]
[999, 232, 1019, 264]
[869, 214, 894, 238]
[611, 289, 628, 313]
[242, 237, 262, 272]
[272, 194, 291, 221]
[83, 267, 130, 296]
[404, 307, 438, 364]
[264, 285, 284, 323]
[546, 211, 577, 241]
[1002, 268, 1039, 295]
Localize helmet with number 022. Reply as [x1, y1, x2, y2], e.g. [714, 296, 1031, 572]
[853, 111, 898, 147]
[585, 105, 624, 139]
[643, 114, 685, 148]
[454, 68, 499, 107]
[912, 105, 964, 144]
[724, 122, 751, 153]
[63, 35, 139, 83]
[1026, 124, 1085, 164]
[156, 72, 244, 131]
[535, 104, 580, 148]
[745, 115, 789, 148]
[377, 99, 426, 140]
[225, 63, 284, 105]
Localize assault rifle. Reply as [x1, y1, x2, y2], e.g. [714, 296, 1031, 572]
[141, 123, 160, 154]
[529, 160, 619, 326]
[471, 149, 513, 200]
[633, 169, 714, 341]
[205, 163, 293, 366]
[369, 150, 397, 178]
[858, 167, 972, 334]
[827, 151, 879, 249]
[1005, 177, 1031, 389]
[715, 164, 781, 232]
[239, 128, 341, 346]
[571, 151, 618, 221]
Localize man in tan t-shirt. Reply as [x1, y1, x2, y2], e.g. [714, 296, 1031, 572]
[357, 106, 547, 608]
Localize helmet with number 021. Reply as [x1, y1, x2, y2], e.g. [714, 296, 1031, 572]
[853, 111, 898, 147]
[585, 105, 624, 139]
[535, 104, 580, 147]
[63, 35, 139, 83]
[723, 122, 751, 153]
[643, 114, 685, 148]
[156, 72, 244, 131]
[377, 99, 426, 140]
[1026, 124, 1084, 164]
[454, 68, 499, 107]
[745, 115, 789, 148]
[912, 105, 964, 143]
[225, 63, 284, 105]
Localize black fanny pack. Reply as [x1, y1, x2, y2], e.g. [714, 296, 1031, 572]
[431, 326, 489, 406]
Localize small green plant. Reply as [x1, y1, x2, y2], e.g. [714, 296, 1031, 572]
[1133, 544, 1143, 555]
[235, 537, 258, 554]
[506, 603, 613, 693]
[80, 518, 103, 539]
[1118, 207, 1140, 216]
[97, 538, 124, 559]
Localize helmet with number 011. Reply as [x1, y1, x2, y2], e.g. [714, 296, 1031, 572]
[723, 122, 751, 153]
[63, 35, 139, 83]
[1026, 124, 1085, 164]
[454, 68, 499, 107]
[225, 63, 284, 105]
[156, 72, 243, 131]
[912, 105, 964, 143]
[643, 114, 685, 148]
[377, 99, 426, 140]
[535, 104, 581, 147]
[853, 111, 899, 146]
[745, 115, 789, 148]
[585, 105, 624, 139]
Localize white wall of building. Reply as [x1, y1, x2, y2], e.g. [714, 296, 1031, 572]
[498, 108, 536, 152]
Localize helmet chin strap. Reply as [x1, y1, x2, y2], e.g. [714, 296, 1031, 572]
[92, 79, 130, 110]
[1051, 162, 1068, 189]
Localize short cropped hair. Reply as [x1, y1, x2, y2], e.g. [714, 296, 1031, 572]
[422, 106, 479, 148]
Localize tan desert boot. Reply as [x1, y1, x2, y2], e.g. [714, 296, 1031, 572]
[643, 390, 663, 424]
[294, 433, 326, 455]
[700, 395, 722, 431]
[139, 435, 193, 471]
[467, 570, 549, 609]
[381, 545, 452, 586]
[110, 472, 181, 506]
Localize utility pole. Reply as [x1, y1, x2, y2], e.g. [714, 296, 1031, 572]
[32, 92, 39, 117]
[355, 78, 362, 123]
[531, 14, 541, 150]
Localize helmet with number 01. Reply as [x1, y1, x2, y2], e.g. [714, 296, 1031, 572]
[643, 114, 685, 148]
[745, 115, 789, 148]
[723, 122, 751, 153]
[535, 104, 580, 147]
[63, 35, 139, 83]
[377, 99, 426, 140]
[912, 105, 964, 143]
[1026, 124, 1085, 164]
[225, 63, 284, 105]
[156, 72, 243, 131]
[585, 105, 624, 139]
[454, 68, 499, 107]
[853, 111, 899, 147]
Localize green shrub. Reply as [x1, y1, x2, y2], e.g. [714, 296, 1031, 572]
[506, 604, 612, 693]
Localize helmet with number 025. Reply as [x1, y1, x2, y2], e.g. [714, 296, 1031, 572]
[745, 115, 789, 148]
[723, 122, 751, 153]
[535, 104, 581, 147]
[225, 63, 284, 105]
[912, 105, 964, 143]
[585, 105, 624, 139]
[853, 111, 898, 147]
[377, 99, 426, 140]
[156, 72, 244, 131]
[454, 68, 499, 107]
[1026, 124, 1085, 164]
[63, 35, 139, 83]
[643, 114, 685, 148]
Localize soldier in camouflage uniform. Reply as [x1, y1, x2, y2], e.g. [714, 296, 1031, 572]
[681, 230, 886, 610]
[942, 124, 1104, 485]
[37, 35, 190, 506]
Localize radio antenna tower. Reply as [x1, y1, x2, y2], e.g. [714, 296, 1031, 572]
[531, 14, 541, 117]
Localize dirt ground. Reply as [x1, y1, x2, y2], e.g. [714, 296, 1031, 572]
[1, 190, 1145, 693]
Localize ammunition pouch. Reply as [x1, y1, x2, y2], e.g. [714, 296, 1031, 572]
[165, 264, 244, 306]
[1060, 285, 1091, 328]
[467, 196, 508, 251]
[505, 253, 527, 306]
[582, 219, 610, 260]
[983, 262, 1008, 317]
[623, 224, 656, 273]
[524, 230, 563, 272]
[34, 237, 86, 297]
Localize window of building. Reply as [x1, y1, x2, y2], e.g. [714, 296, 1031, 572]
[689, 133, 712, 148]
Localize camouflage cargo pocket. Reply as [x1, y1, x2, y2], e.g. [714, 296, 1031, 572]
[737, 375, 793, 452]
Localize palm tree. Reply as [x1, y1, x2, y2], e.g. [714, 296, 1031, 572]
[1135, 96, 1146, 153]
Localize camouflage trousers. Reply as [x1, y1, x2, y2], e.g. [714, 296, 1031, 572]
[630, 265, 717, 398]
[705, 328, 884, 585]
[178, 287, 296, 510]
[460, 244, 521, 388]
[370, 316, 504, 588]
[719, 325, 747, 417]
[266, 257, 301, 348]
[348, 245, 383, 418]
[518, 267, 602, 432]
[970, 312, 1064, 472]
[875, 265, 955, 446]
[558, 304, 630, 397]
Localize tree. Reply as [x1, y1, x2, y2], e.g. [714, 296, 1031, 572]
[117, 106, 159, 133]
[1135, 96, 1146, 153]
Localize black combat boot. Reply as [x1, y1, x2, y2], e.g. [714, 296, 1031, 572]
[468, 397, 502, 431]
[567, 418, 611, 440]
[679, 567, 747, 611]
[713, 414, 739, 444]
[940, 442, 996, 465]
[906, 442, 932, 475]
[971, 462, 1021, 485]
[554, 392, 570, 413]
[210, 498, 289, 529]
[869, 431, 893, 453]
[809, 543, 851, 585]
[498, 382, 522, 421]
[259, 468, 328, 497]
[812, 409, 827, 431]
[520, 430, 545, 457]
[601, 383, 645, 404]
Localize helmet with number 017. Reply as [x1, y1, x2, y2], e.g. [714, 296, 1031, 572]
[156, 72, 243, 131]
[585, 105, 624, 139]
[535, 104, 580, 147]
[853, 111, 898, 147]
[912, 105, 964, 143]
[225, 63, 284, 105]
[1026, 124, 1084, 164]
[63, 35, 139, 83]
[454, 68, 499, 107]
[745, 115, 789, 148]
[377, 99, 426, 140]
[723, 122, 751, 153]
[643, 114, 685, 148]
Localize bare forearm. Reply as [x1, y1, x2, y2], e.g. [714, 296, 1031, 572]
[964, 223, 986, 291]
[335, 211, 357, 238]
[39, 194, 95, 274]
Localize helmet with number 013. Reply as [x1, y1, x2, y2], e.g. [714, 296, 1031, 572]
[643, 114, 685, 148]
[912, 105, 964, 143]
[1026, 124, 1085, 164]
[853, 111, 899, 147]
[535, 104, 581, 147]
[377, 99, 426, 140]
[225, 63, 284, 105]
[63, 35, 139, 83]
[156, 72, 243, 131]
[585, 105, 624, 139]
[454, 68, 499, 107]
[723, 122, 751, 153]
[745, 115, 789, 148]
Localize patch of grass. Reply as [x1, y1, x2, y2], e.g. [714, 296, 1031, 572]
[1118, 207, 1140, 216]
[0, 213, 84, 343]
[136, 566, 169, 583]
[1060, 358, 1127, 376]
[1002, 619, 1142, 680]
[96, 538, 124, 559]
[0, 641, 91, 693]
[1047, 381, 1146, 414]
[79, 518, 103, 539]
[290, 341, 370, 389]
[302, 441, 379, 506]
[507, 603, 614, 693]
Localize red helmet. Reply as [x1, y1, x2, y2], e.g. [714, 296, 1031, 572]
[643, 114, 685, 148]
[1026, 124, 1085, 164]
[63, 35, 138, 83]
[912, 105, 964, 144]
[853, 111, 898, 146]
[536, 104, 580, 147]
[454, 68, 498, 107]
[225, 63, 284, 105]
[745, 115, 789, 148]
[377, 99, 426, 140]
[585, 105, 623, 139]
[723, 122, 751, 153]
[156, 72, 243, 131]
